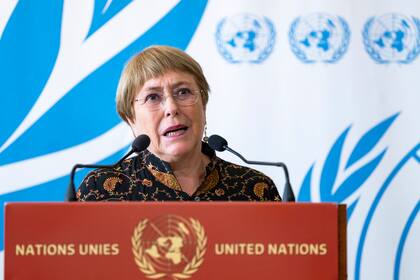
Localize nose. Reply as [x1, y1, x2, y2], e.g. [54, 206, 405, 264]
[163, 95, 179, 117]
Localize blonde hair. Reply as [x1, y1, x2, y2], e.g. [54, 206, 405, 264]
[116, 45, 210, 123]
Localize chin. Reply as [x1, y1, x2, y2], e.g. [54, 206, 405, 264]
[162, 143, 197, 160]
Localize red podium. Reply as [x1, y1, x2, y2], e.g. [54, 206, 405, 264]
[5, 202, 346, 279]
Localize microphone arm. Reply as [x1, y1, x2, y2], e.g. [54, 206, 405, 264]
[223, 145, 295, 202]
[224, 146, 291, 184]
[207, 133, 295, 202]
[66, 135, 150, 202]
[66, 162, 117, 202]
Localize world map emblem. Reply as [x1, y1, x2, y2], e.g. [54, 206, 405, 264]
[131, 215, 207, 279]
[215, 13, 276, 63]
[289, 13, 350, 63]
[362, 13, 420, 64]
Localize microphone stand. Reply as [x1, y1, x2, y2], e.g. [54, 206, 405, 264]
[222, 145, 295, 202]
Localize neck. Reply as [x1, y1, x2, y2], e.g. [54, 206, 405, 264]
[170, 149, 210, 196]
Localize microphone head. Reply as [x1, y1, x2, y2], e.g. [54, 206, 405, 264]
[132, 134, 150, 152]
[208, 134, 228, 151]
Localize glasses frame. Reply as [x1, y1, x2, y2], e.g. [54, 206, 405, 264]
[134, 88, 203, 111]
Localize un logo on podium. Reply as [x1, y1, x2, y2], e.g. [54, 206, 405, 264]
[289, 13, 351, 64]
[132, 215, 207, 279]
[215, 13, 276, 64]
[363, 13, 420, 64]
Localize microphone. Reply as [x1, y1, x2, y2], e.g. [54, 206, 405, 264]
[208, 134, 295, 202]
[65, 134, 150, 202]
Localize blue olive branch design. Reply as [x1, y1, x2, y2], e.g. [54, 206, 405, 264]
[298, 113, 399, 219]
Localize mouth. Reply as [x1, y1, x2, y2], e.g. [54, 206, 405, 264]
[162, 124, 189, 137]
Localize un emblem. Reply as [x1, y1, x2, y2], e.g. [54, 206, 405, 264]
[362, 14, 420, 64]
[215, 13, 276, 63]
[289, 13, 351, 63]
[131, 215, 207, 279]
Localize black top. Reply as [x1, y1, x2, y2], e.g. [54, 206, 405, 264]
[77, 143, 281, 202]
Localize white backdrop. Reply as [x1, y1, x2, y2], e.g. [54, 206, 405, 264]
[0, 1, 419, 279]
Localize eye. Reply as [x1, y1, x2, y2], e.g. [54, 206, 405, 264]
[144, 93, 162, 103]
[174, 88, 193, 99]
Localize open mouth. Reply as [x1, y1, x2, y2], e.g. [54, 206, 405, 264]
[163, 125, 188, 137]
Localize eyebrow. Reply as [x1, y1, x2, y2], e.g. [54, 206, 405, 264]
[142, 81, 192, 92]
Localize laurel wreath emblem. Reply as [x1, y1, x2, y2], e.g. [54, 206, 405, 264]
[288, 14, 350, 64]
[362, 15, 420, 64]
[131, 218, 207, 279]
[215, 14, 276, 64]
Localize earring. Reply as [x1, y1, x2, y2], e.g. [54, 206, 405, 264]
[203, 124, 208, 143]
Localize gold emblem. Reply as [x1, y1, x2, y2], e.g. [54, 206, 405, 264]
[131, 215, 207, 279]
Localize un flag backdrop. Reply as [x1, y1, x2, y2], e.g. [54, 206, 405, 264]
[1, 1, 419, 279]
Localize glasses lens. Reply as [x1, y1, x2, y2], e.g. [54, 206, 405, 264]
[140, 93, 162, 111]
[174, 88, 199, 106]
[137, 88, 201, 111]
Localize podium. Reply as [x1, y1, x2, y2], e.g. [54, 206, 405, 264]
[5, 202, 346, 279]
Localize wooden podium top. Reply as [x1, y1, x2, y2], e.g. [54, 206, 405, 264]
[5, 202, 346, 280]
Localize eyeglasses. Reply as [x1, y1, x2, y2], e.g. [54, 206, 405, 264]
[134, 87, 201, 111]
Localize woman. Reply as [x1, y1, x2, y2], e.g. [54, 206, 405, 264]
[77, 45, 281, 201]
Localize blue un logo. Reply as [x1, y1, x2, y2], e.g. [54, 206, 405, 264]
[215, 14, 275, 63]
[363, 14, 420, 64]
[289, 13, 351, 64]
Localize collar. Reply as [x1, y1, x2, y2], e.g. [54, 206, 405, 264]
[137, 142, 218, 193]
[140, 142, 215, 173]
